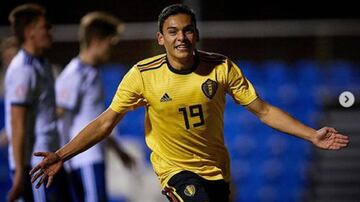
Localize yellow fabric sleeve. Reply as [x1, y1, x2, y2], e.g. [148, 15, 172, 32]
[109, 66, 146, 113]
[226, 61, 258, 105]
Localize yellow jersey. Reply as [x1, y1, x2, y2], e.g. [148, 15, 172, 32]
[110, 50, 257, 188]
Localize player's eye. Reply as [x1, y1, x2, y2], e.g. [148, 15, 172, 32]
[184, 28, 194, 34]
[168, 29, 177, 36]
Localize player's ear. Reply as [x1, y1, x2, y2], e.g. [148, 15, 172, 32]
[157, 32, 164, 46]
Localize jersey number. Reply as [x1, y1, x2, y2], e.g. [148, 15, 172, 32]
[178, 104, 205, 129]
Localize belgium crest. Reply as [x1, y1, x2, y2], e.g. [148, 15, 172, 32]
[201, 79, 218, 99]
[184, 185, 196, 197]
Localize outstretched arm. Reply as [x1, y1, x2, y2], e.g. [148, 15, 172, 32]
[246, 97, 349, 150]
[30, 108, 124, 188]
[57, 108, 124, 161]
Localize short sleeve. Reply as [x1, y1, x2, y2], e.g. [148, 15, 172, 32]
[110, 66, 145, 113]
[5, 66, 35, 105]
[56, 72, 81, 110]
[226, 61, 258, 105]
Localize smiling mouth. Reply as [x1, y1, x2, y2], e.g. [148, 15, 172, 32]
[175, 44, 191, 50]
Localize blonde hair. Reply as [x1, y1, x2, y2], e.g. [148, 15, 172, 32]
[8, 3, 46, 44]
[79, 11, 124, 49]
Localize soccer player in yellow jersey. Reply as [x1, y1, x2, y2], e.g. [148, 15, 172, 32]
[30, 4, 349, 202]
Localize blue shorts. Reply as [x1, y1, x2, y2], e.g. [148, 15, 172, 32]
[69, 162, 107, 202]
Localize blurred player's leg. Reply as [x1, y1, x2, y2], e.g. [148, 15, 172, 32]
[31, 168, 72, 202]
[47, 168, 72, 201]
[77, 162, 107, 202]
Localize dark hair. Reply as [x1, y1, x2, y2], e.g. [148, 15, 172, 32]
[8, 3, 46, 44]
[158, 4, 197, 33]
[79, 11, 124, 49]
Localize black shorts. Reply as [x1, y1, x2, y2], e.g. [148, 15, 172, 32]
[162, 171, 230, 202]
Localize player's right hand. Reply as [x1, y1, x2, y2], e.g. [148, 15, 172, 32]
[29, 152, 63, 188]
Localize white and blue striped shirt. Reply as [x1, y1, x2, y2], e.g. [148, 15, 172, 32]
[5, 49, 59, 169]
[56, 57, 104, 169]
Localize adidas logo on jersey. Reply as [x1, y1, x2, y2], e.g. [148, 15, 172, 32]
[160, 93, 172, 102]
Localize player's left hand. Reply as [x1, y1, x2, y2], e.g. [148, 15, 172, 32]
[312, 127, 349, 150]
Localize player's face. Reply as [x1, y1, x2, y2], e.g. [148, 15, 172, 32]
[94, 36, 117, 64]
[157, 13, 198, 62]
[30, 16, 53, 50]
